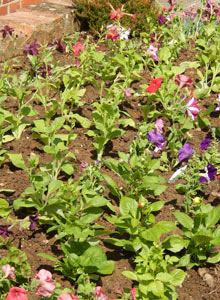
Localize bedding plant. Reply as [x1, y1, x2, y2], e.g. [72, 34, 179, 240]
[0, 0, 220, 299]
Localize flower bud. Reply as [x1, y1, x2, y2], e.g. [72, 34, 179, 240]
[193, 197, 201, 204]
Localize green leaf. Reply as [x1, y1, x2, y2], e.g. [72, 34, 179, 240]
[79, 246, 106, 267]
[141, 221, 176, 242]
[61, 162, 74, 175]
[38, 253, 60, 263]
[0, 198, 11, 217]
[47, 180, 62, 196]
[207, 252, 220, 264]
[178, 254, 191, 267]
[102, 173, 122, 199]
[206, 206, 220, 228]
[98, 260, 114, 275]
[159, 47, 171, 64]
[149, 201, 165, 212]
[87, 195, 108, 207]
[163, 235, 188, 253]
[13, 198, 35, 210]
[118, 118, 136, 128]
[170, 269, 186, 286]
[150, 280, 164, 296]
[120, 196, 137, 217]
[156, 272, 172, 282]
[122, 271, 138, 281]
[174, 211, 193, 230]
[8, 153, 26, 170]
[72, 114, 91, 128]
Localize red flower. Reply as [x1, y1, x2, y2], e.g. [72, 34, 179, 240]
[106, 29, 119, 42]
[72, 41, 85, 56]
[110, 8, 124, 21]
[145, 78, 162, 93]
[5, 287, 28, 300]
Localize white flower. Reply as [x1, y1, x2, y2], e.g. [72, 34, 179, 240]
[106, 24, 130, 40]
[168, 165, 187, 184]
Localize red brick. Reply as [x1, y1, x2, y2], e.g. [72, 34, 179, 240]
[21, 0, 43, 8]
[0, 6, 8, 16]
[3, 0, 12, 4]
[9, 1, 20, 14]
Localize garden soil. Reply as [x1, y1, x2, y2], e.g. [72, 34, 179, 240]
[0, 37, 220, 300]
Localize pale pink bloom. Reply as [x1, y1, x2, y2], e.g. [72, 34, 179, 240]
[35, 269, 55, 297]
[146, 44, 159, 61]
[57, 293, 79, 300]
[155, 118, 164, 134]
[131, 13, 136, 20]
[81, 161, 88, 168]
[125, 87, 132, 97]
[95, 286, 108, 300]
[175, 74, 193, 89]
[2, 264, 16, 279]
[5, 287, 28, 300]
[185, 97, 200, 120]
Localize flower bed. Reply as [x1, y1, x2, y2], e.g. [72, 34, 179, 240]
[0, 1, 220, 299]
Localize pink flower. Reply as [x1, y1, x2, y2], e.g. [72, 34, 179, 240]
[72, 42, 85, 56]
[125, 87, 132, 97]
[80, 161, 88, 168]
[130, 287, 136, 300]
[185, 97, 200, 120]
[35, 269, 55, 297]
[5, 287, 28, 300]
[175, 74, 193, 89]
[106, 29, 119, 42]
[131, 13, 137, 20]
[57, 293, 79, 300]
[155, 118, 164, 134]
[2, 264, 16, 279]
[95, 286, 108, 300]
[110, 8, 124, 21]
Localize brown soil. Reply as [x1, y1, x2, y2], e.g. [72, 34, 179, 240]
[0, 37, 220, 300]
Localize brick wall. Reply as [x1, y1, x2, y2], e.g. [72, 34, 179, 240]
[0, 0, 43, 16]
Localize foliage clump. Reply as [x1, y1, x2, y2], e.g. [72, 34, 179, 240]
[73, 0, 159, 35]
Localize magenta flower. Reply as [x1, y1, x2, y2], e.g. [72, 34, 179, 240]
[29, 212, 39, 231]
[200, 138, 211, 150]
[175, 74, 193, 89]
[178, 143, 194, 163]
[110, 8, 124, 21]
[158, 15, 166, 24]
[0, 25, 14, 39]
[38, 64, 52, 78]
[2, 264, 16, 279]
[106, 28, 119, 42]
[24, 41, 40, 56]
[35, 269, 55, 296]
[5, 287, 28, 300]
[185, 97, 199, 120]
[81, 161, 88, 169]
[0, 225, 13, 239]
[199, 163, 217, 183]
[48, 38, 66, 53]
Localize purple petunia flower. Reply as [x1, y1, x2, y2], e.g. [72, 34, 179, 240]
[200, 138, 211, 150]
[0, 225, 13, 239]
[0, 25, 14, 39]
[147, 131, 166, 152]
[29, 213, 39, 231]
[199, 163, 217, 183]
[24, 41, 40, 56]
[38, 64, 52, 78]
[178, 143, 194, 163]
[158, 15, 166, 25]
[48, 38, 66, 53]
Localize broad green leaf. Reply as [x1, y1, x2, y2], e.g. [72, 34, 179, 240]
[38, 253, 60, 263]
[72, 114, 91, 128]
[159, 47, 171, 64]
[207, 252, 220, 264]
[206, 206, 220, 227]
[98, 260, 114, 275]
[120, 196, 137, 217]
[79, 246, 106, 267]
[8, 153, 26, 170]
[156, 272, 172, 282]
[51, 116, 65, 132]
[102, 173, 122, 199]
[87, 195, 108, 207]
[178, 254, 191, 267]
[47, 180, 62, 196]
[13, 198, 35, 210]
[149, 201, 165, 212]
[163, 236, 188, 253]
[170, 269, 186, 286]
[118, 118, 136, 128]
[61, 162, 74, 175]
[122, 271, 138, 281]
[150, 280, 164, 296]
[141, 221, 176, 242]
[0, 198, 11, 217]
[174, 211, 193, 230]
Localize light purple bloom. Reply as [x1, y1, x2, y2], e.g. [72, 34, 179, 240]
[146, 44, 159, 61]
[178, 143, 194, 163]
[199, 163, 217, 183]
[147, 131, 166, 152]
[200, 138, 211, 150]
[215, 93, 220, 111]
[24, 41, 40, 56]
[185, 97, 200, 120]
[125, 88, 132, 97]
